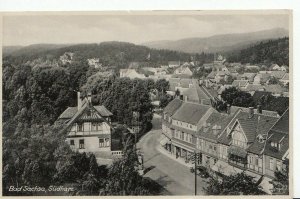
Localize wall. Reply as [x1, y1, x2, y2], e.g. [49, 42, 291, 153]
[66, 136, 111, 153]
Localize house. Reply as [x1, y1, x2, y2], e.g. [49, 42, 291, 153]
[269, 64, 281, 71]
[241, 84, 265, 94]
[60, 52, 74, 65]
[57, 92, 115, 154]
[232, 80, 249, 89]
[280, 65, 288, 72]
[87, 58, 102, 68]
[253, 73, 271, 85]
[164, 101, 215, 163]
[168, 61, 181, 68]
[214, 54, 226, 65]
[241, 73, 256, 82]
[173, 65, 193, 77]
[182, 82, 217, 105]
[215, 71, 231, 83]
[263, 109, 289, 179]
[270, 71, 286, 80]
[119, 69, 146, 79]
[280, 73, 289, 86]
[245, 65, 260, 70]
[264, 85, 286, 96]
[168, 78, 195, 93]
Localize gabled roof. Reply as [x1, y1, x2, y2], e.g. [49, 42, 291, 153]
[172, 102, 211, 125]
[270, 71, 286, 79]
[58, 107, 78, 119]
[197, 110, 239, 143]
[264, 84, 285, 94]
[232, 80, 249, 87]
[241, 84, 264, 92]
[255, 73, 271, 83]
[281, 73, 289, 81]
[163, 98, 183, 116]
[263, 109, 289, 159]
[94, 105, 113, 117]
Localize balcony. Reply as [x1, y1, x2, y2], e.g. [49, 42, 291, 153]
[68, 130, 110, 137]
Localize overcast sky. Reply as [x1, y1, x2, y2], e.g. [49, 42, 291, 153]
[2, 12, 290, 46]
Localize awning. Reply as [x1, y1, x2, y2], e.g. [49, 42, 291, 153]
[211, 160, 243, 176]
[259, 176, 273, 194]
[228, 145, 247, 158]
[245, 170, 262, 182]
[160, 137, 170, 146]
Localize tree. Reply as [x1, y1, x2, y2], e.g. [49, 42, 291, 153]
[221, 87, 254, 107]
[103, 147, 161, 195]
[204, 172, 265, 195]
[155, 79, 169, 93]
[271, 159, 289, 195]
[268, 76, 280, 85]
[159, 94, 173, 109]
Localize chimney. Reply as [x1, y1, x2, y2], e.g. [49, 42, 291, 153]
[226, 104, 231, 115]
[257, 104, 262, 114]
[248, 107, 254, 118]
[77, 92, 82, 110]
[87, 92, 92, 103]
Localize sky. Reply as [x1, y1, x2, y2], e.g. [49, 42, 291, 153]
[2, 11, 290, 46]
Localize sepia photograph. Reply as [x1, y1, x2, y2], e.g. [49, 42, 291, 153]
[1, 11, 292, 196]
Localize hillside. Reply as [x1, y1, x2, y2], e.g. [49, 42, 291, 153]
[3, 41, 214, 68]
[226, 37, 289, 66]
[142, 28, 288, 53]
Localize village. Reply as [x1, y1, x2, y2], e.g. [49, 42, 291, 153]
[56, 52, 289, 195]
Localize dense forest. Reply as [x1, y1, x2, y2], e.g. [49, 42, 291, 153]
[2, 49, 170, 195]
[226, 37, 289, 66]
[4, 42, 214, 69]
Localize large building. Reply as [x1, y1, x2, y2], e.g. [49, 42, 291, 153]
[161, 99, 289, 193]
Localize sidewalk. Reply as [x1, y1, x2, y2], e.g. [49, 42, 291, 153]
[156, 135, 193, 168]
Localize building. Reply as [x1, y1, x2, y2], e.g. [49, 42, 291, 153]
[119, 69, 146, 79]
[232, 80, 249, 89]
[87, 58, 102, 68]
[168, 61, 181, 68]
[253, 73, 271, 85]
[60, 52, 74, 65]
[57, 92, 114, 154]
[173, 65, 193, 77]
[161, 99, 289, 193]
[241, 73, 256, 82]
[280, 73, 289, 86]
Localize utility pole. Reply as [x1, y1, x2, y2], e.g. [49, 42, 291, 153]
[194, 151, 197, 196]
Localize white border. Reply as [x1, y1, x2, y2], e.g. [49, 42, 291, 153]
[0, 0, 299, 198]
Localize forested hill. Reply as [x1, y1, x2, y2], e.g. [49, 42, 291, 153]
[3, 41, 214, 68]
[226, 37, 289, 66]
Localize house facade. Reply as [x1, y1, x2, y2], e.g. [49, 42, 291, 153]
[57, 92, 114, 154]
[161, 100, 289, 193]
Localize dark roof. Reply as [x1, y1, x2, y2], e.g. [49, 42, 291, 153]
[252, 91, 272, 103]
[58, 107, 78, 119]
[172, 102, 211, 125]
[163, 98, 183, 116]
[94, 105, 113, 117]
[281, 73, 289, 80]
[270, 71, 286, 79]
[264, 109, 289, 159]
[182, 84, 211, 103]
[270, 109, 289, 135]
[264, 85, 285, 94]
[232, 80, 249, 87]
[197, 111, 238, 143]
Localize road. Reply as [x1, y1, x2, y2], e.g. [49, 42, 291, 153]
[137, 114, 207, 195]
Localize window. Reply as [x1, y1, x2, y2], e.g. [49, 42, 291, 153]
[189, 135, 193, 143]
[270, 158, 274, 171]
[92, 122, 97, 131]
[78, 123, 84, 132]
[79, 139, 85, 149]
[99, 139, 105, 147]
[213, 146, 217, 151]
[105, 138, 110, 147]
[277, 160, 282, 171]
[190, 124, 192, 129]
[70, 140, 74, 145]
[255, 158, 259, 165]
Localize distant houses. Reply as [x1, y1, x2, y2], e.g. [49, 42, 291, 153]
[87, 58, 102, 68]
[60, 52, 74, 64]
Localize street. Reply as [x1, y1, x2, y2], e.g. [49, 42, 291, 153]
[137, 113, 207, 195]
